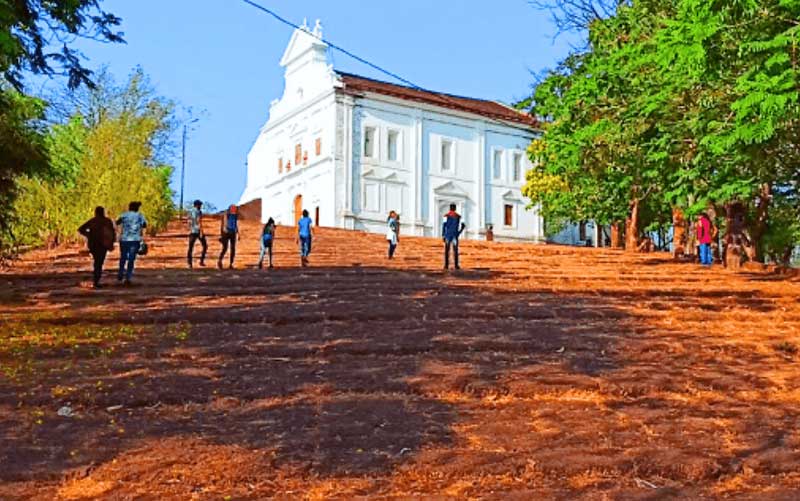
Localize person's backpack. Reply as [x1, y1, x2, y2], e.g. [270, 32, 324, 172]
[102, 222, 116, 251]
[225, 212, 238, 233]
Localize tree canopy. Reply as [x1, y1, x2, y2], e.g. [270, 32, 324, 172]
[0, 0, 124, 252]
[11, 69, 177, 250]
[523, 0, 800, 265]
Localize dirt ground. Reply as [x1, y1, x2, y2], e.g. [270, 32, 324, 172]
[1, 219, 799, 500]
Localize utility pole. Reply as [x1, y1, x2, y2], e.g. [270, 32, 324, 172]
[179, 118, 199, 220]
[180, 125, 186, 219]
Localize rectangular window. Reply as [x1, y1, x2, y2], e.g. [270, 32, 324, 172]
[295, 143, 302, 165]
[441, 140, 453, 171]
[504, 204, 514, 227]
[513, 153, 522, 182]
[315, 137, 322, 156]
[493, 150, 503, 180]
[579, 221, 587, 241]
[387, 130, 399, 161]
[364, 127, 376, 158]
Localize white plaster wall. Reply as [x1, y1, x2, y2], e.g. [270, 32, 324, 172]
[243, 24, 545, 243]
[242, 92, 338, 225]
[342, 95, 543, 241]
[484, 131, 543, 241]
[352, 105, 414, 232]
[550, 222, 597, 246]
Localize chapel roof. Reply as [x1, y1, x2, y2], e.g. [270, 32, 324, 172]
[336, 72, 539, 129]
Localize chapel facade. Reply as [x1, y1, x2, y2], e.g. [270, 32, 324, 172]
[239, 21, 544, 242]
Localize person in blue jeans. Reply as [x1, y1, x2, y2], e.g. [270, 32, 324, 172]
[218, 205, 239, 269]
[442, 203, 466, 270]
[258, 217, 277, 269]
[296, 209, 314, 267]
[116, 201, 147, 285]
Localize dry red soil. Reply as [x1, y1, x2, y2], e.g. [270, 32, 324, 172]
[1, 219, 799, 500]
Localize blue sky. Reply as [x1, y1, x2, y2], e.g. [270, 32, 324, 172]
[49, 0, 580, 208]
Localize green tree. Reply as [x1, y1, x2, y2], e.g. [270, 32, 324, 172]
[0, 0, 122, 253]
[12, 70, 176, 248]
[524, 0, 800, 264]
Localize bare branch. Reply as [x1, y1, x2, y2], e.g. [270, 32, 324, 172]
[529, 0, 624, 34]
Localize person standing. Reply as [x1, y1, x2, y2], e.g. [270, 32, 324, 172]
[78, 206, 116, 288]
[218, 204, 239, 269]
[296, 209, 314, 267]
[442, 203, 466, 270]
[187, 199, 207, 268]
[386, 210, 399, 259]
[697, 213, 713, 266]
[116, 201, 147, 285]
[258, 217, 277, 269]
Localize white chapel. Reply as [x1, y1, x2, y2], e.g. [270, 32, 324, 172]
[239, 20, 544, 241]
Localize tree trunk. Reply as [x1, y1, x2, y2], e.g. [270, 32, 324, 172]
[724, 202, 749, 270]
[610, 223, 623, 249]
[672, 208, 687, 258]
[625, 198, 640, 252]
[747, 183, 771, 262]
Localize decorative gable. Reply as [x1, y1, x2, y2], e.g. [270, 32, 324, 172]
[433, 181, 471, 199]
[279, 19, 326, 68]
[501, 189, 524, 203]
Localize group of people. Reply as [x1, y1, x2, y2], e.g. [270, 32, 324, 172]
[78, 201, 148, 288]
[79, 200, 469, 286]
[186, 201, 319, 270]
[185, 200, 243, 270]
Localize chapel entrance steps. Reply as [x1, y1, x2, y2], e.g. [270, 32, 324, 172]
[169, 217, 628, 273]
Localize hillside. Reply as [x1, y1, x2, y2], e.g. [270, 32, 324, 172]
[2, 219, 800, 499]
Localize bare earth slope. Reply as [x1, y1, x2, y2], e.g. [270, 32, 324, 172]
[1, 219, 800, 499]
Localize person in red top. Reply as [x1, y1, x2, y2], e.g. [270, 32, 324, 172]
[696, 213, 713, 266]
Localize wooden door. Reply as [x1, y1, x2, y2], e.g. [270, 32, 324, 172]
[293, 195, 303, 224]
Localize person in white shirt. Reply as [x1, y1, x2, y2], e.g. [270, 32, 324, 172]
[386, 210, 399, 259]
[187, 200, 207, 268]
[116, 201, 147, 285]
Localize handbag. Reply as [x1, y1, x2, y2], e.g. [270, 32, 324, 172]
[137, 241, 149, 256]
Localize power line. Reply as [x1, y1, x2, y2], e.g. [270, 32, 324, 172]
[236, 0, 535, 129]
[239, 0, 423, 91]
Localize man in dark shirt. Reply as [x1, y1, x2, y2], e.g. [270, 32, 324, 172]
[78, 206, 116, 288]
[442, 203, 466, 270]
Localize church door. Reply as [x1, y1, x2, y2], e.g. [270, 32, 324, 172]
[293, 194, 303, 224]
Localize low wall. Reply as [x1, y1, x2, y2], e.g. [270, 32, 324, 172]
[237, 198, 262, 221]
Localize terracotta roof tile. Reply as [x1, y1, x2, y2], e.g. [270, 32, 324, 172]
[336, 72, 539, 128]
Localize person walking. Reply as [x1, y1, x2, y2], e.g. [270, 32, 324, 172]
[78, 206, 116, 288]
[258, 217, 277, 269]
[296, 209, 314, 267]
[697, 213, 713, 266]
[442, 203, 466, 270]
[187, 199, 207, 268]
[386, 210, 399, 259]
[218, 204, 239, 269]
[116, 201, 147, 285]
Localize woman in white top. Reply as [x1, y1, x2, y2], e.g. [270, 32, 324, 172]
[386, 210, 399, 259]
